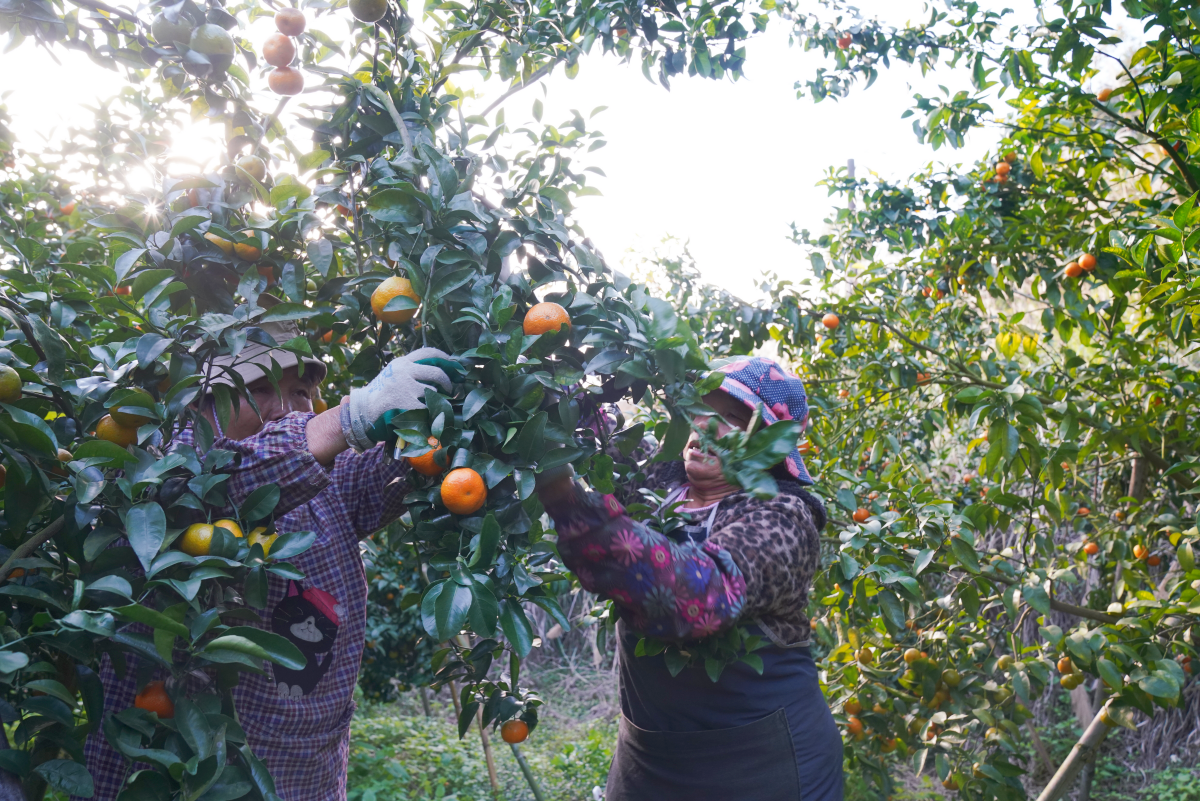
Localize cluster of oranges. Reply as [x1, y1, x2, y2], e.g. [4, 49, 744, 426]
[203, 231, 262, 263]
[987, 151, 1017, 184]
[1063, 252, 1097, 278]
[1132, 543, 1162, 567]
[396, 301, 571, 519]
[178, 518, 278, 557]
[266, 9, 306, 95]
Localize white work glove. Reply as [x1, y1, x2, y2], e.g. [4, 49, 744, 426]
[341, 347, 460, 452]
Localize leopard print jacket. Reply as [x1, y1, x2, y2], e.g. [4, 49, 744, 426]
[622, 460, 827, 648]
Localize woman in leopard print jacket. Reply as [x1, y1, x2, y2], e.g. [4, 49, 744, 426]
[537, 357, 843, 801]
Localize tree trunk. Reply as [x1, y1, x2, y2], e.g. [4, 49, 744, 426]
[1128, 456, 1147, 502]
[476, 707, 500, 796]
[419, 685, 432, 717]
[1035, 702, 1113, 801]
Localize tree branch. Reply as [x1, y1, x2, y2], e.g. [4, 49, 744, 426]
[0, 516, 65, 583]
[1034, 701, 1114, 801]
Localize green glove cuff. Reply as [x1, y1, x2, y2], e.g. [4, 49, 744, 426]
[415, 357, 467, 382]
[366, 408, 404, 445]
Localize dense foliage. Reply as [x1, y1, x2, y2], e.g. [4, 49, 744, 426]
[1, 0, 1199, 799]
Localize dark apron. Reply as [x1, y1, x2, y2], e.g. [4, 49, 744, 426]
[603, 491, 842, 800]
[606, 621, 844, 801]
[607, 708, 801, 800]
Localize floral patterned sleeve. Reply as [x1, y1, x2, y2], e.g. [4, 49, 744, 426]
[544, 481, 747, 641]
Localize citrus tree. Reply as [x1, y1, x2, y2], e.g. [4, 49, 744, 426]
[0, 0, 815, 794]
[634, 2, 1200, 798]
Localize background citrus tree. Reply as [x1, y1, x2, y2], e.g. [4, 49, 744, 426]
[631, 2, 1200, 798]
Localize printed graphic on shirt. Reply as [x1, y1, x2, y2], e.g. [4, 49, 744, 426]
[271, 581, 344, 698]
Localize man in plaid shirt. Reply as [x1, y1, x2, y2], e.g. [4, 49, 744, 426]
[81, 320, 454, 800]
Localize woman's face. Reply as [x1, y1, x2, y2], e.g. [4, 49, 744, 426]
[684, 390, 753, 485]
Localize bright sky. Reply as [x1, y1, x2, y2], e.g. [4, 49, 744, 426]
[1, 0, 1019, 299]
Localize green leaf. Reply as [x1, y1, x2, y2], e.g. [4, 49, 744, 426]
[203, 634, 302, 670]
[266, 530, 316, 561]
[125, 502, 167, 572]
[113, 604, 190, 637]
[1023, 583, 1051, 615]
[651, 412, 691, 463]
[33, 759, 93, 798]
[463, 388, 493, 421]
[467, 514, 501, 569]
[219, 627, 305, 671]
[949, 536, 980, 573]
[27, 315, 66, 384]
[366, 187, 425, 224]
[239, 484, 280, 522]
[435, 581, 473, 641]
[517, 411, 548, 462]
[876, 589, 906, 630]
[1097, 657, 1124, 690]
[499, 599, 534, 657]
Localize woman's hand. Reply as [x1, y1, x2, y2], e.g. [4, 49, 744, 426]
[535, 464, 576, 508]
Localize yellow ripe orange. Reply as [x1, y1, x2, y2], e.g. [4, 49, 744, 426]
[995, 161, 1011, 175]
[248, 526, 278, 556]
[441, 467, 486, 515]
[844, 699, 863, 716]
[1133, 544, 1148, 560]
[852, 508, 870, 523]
[178, 523, 215, 557]
[0, 364, 22, 404]
[1064, 262, 1084, 278]
[1077, 506, 1090, 517]
[313, 397, 328, 414]
[500, 720, 529, 744]
[371, 276, 421, 324]
[135, 681, 174, 719]
[838, 389, 850, 399]
[880, 738, 897, 753]
[846, 716, 864, 736]
[903, 648, 921, 664]
[1083, 541, 1099, 556]
[1057, 656, 1074, 675]
[822, 313, 840, 329]
[1098, 87, 1112, 102]
[406, 437, 447, 477]
[204, 232, 234, 255]
[1148, 554, 1161, 567]
[262, 33, 296, 68]
[1079, 253, 1097, 271]
[321, 330, 348, 344]
[523, 302, 571, 336]
[213, 519, 244, 539]
[96, 415, 138, 447]
[275, 8, 306, 35]
[234, 241, 262, 262]
[1004, 150, 1017, 163]
[268, 66, 305, 95]
[236, 155, 267, 182]
[111, 388, 154, 427]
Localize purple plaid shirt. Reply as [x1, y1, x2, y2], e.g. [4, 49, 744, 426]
[80, 413, 410, 800]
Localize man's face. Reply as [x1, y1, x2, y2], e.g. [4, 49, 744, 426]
[219, 366, 316, 440]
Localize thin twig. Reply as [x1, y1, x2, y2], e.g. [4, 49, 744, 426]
[0, 517, 66, 583]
